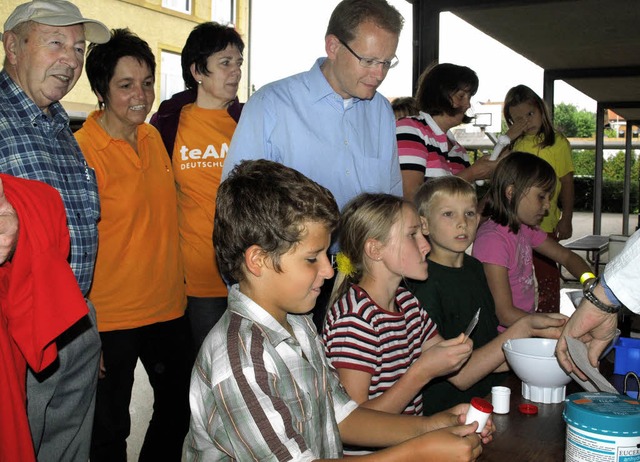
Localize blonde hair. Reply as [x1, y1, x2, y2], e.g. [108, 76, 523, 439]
[414, 176, 477, 219]
[328, 193, 409, 308]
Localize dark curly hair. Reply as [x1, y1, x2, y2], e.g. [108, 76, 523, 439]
[214, 160, 339, 284]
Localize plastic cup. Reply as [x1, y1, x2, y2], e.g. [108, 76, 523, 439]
[491, 386, 511, 414]
[465, 397, 493, 432]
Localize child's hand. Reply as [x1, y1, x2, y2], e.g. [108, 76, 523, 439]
[412, 425, 483, 461]
[505, 117, 529, 140]
[430, 402, 495, 443]
[453, 402, 496, 445]
[418, 334, 473, 379]
[512, 313, 567, 339]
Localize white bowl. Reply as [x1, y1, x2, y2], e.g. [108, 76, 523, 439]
[503, 338, 571, 404]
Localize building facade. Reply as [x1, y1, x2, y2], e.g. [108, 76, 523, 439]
[0, 0, 250, 123]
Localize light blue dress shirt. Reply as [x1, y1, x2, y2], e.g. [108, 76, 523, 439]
[224, 58, 402, 214]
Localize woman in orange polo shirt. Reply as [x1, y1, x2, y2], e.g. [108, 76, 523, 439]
[75, 29, 190, 462]
[150, 23, 244, 355]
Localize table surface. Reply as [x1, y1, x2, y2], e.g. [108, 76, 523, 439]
[562, 234, 610, 277]
[564, 234, 610, 251]
[478, 360, 631, 462]
[478, 373, 576, 461]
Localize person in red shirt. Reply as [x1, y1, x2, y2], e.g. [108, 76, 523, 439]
[0, 174, 87, 462]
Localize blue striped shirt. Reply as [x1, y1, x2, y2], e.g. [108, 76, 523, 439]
[0, 71, 99, 295]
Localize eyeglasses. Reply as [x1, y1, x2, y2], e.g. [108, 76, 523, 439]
[338, 39, 399, 70]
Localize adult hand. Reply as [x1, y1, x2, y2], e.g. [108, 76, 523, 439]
[0, 178, 18, 264]
[466, 154, 499, 182]
[555, 301, 617, 380]
[555, 215, 573, 241]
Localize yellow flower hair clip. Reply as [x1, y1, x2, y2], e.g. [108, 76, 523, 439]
[336, 252, 356, 277]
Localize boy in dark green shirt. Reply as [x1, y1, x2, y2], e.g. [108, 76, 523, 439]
[410, 176, 567, 415]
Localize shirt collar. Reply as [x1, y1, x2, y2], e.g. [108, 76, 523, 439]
[421, 111, 445, 135]
[84, 110, 152, 150]
[227, 285, 311, 347]
[308, 57, 365, 106]
[0, 70, 69, 126]
[421, 111, 458, 143]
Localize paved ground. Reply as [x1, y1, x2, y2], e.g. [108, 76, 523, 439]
[126, 211, 638, 459]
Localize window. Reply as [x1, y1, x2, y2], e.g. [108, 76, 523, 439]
[212, 0, 235, 25]
[160, 51, 184, 103]
[162, 0, 191, 14]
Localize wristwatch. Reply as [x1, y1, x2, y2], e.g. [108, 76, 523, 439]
[582, 277, 621, 314]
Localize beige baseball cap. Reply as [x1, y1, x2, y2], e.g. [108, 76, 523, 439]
[3, 0, 110, 44]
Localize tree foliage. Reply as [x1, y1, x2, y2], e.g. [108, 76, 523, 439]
[573, 150, 595, 176]
[603, 151, 638, 181]
[554, 103, 596, 138]
[572, 149, 638, 181]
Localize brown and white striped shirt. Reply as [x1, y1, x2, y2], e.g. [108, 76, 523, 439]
[184, 285, 358, 461]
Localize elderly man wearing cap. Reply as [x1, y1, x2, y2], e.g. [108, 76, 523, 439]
[0, 1, 110, 461]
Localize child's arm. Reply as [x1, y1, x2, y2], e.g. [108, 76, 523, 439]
[555, 172, 574, 240]
[335, 403, 492, 461]
[482, 263, 529, 327]
[334, 334, 472, 415]
[534, 237, 590, 280]
[446, 313, 567, 389]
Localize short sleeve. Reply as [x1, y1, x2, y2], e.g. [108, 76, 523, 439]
[323, 311, 380, 375]
[472, 224, 511, 268]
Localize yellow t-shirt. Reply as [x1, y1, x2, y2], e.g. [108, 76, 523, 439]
[75, 111, 186, 331]
[513, 132, 574, 233]
[173, 104, 236, 297]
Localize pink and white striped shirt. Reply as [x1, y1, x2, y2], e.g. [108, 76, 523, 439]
[396, 111, 470, 179]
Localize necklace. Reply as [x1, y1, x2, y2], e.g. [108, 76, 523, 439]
[98, 114, 114, 139]
[98, 113, 139, 153]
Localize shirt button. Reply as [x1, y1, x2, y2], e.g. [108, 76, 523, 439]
[344, 140, 348, 145]
[346, 170, 350, 175]
[76, 213, 81, 218]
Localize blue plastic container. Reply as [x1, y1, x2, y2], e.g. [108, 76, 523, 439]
[563, 392, 640, 461]
[614, 337, 640, 376]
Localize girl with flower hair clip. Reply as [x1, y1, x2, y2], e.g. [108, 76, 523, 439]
[322, 193, 482, 455]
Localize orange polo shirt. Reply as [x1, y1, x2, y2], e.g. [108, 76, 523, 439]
[173, 104, 236, 297]
[76, 111, 186, 332]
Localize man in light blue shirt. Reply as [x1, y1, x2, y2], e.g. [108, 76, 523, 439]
[223, 0, 404, 213]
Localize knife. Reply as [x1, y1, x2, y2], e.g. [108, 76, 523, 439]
[463, 308, 481, 340]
